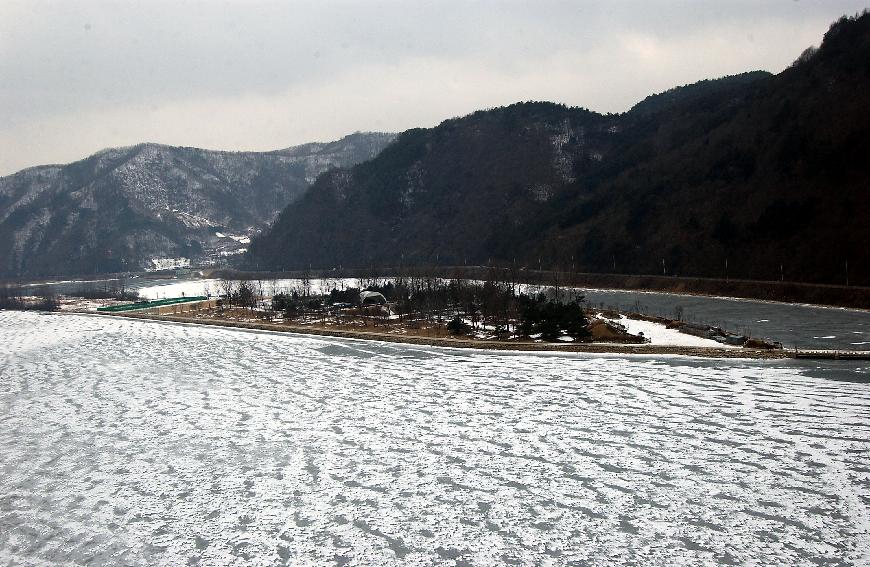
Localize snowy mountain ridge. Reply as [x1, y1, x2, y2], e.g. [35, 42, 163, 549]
[0, 132, 395, 277]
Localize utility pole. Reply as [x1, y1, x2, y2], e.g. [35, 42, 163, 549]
[725, 258, 729, 282]
[846, 259, 849, 286]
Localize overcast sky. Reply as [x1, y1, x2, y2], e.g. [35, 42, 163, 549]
[1, 0, 867, 175]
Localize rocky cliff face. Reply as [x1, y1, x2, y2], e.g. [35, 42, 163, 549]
[0, 132, 395, 277]
[247, 13, 870, 285]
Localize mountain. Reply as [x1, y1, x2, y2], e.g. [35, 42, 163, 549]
[247, 13, 870, 286]
[0, 132, 395, 277]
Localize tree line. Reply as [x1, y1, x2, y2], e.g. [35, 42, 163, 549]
[220, 268, 592, 341]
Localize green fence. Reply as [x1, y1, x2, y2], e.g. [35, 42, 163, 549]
[97, 296, 208, 313]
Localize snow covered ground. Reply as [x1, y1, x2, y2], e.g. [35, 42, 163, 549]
[1, 311, 869, 565]
[601, 314, 738, 348]
[148, 257, 191, 271]
[134, 277, 354, 300]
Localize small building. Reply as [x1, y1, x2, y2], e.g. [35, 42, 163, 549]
[360, 291, 387, 305]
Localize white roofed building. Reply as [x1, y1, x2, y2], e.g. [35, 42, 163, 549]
[359, 291, 387, 305]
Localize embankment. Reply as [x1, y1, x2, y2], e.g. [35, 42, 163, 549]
[107, 311, 792, 359]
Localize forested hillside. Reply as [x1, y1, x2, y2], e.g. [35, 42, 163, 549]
[247, 13, 870, 285]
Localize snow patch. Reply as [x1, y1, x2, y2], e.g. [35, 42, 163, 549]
[148, 257, 190, 271]
[603, 314, 737, 348]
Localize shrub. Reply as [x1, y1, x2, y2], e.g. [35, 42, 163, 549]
[447, 316, 471, 336]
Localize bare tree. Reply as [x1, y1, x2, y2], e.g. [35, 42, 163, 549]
[254, 278, 266, 312]
[301, 265, 311, 297]
[220, 278, 237, 308]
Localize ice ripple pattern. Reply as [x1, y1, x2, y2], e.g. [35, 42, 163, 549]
[0, 311, 869, 566]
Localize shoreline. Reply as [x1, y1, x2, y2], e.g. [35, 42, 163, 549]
[137, 277, 870, 313]
[577, 286, 870, 314]
[103, 311, 800, 359]
[7, 269, 869, 311]
[207, 268, 870, 310]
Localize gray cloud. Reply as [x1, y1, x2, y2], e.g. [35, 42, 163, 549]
[1, 0, 867, 175]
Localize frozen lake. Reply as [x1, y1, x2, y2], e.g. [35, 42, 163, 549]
[580, 288, 870, 351]
[1, 311, 869, 565]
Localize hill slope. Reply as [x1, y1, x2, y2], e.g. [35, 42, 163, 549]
[0, 132, 395, 276]
[247, 13, 870, 285]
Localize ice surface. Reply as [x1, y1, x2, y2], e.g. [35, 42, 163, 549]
[1, 311, 869, 566]
[135, 277, 335, 299]
[580, 287, 870, 351]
